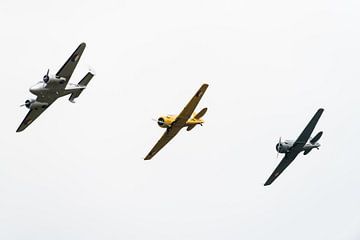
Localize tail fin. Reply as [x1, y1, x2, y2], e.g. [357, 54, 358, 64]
[69, 72, 94, 103]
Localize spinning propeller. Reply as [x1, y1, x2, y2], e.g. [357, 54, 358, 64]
[277, 137, 282, 158]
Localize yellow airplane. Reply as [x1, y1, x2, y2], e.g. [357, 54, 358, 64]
[144, 83, 209, 160]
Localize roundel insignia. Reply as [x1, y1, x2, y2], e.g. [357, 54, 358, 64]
[25, 118, 33, 125]
[71, 54, 80, 62]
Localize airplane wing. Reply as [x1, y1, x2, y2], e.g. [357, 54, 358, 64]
[56, 43, 86, 83]
[264, 108, 324, 186]
[16, 96, 57, 132]
[264, 150, 300, 186]
[292, 108, 324, 148]
[144, 84, 209, 160]
[174, 84, 209, 125]
[144, 126, 183, 160]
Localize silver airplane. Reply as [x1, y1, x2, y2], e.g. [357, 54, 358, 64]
[16, 43, 94, 132]
[264, 108, 324, 186]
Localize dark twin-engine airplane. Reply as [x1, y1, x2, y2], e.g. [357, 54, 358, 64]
[17, 43, 94, 132]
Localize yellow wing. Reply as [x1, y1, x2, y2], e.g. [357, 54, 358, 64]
[144, 84, 209, 160]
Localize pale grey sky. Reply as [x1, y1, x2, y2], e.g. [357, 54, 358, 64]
[0, 0, 359, 239]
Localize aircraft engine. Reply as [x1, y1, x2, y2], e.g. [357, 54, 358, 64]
[24, 99, 48, 110]
[157, 116, 172, 128]
[276, 142, 290, 153]
[43, 75, 66, 85]
[43, 74, 50, 83]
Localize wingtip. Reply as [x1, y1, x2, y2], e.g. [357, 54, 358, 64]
[79, 42, 86, 48]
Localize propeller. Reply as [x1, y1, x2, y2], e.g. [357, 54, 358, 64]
[276, 137, 282, 158]
[152, 118, 171, 127]
[20, 100, 31, 108]
[43, 69, 50, 82]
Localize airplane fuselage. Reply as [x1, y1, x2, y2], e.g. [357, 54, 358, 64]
[157, 114, 204, 128]
[276, 140, 320, 155]
[29, 80, 84, 99]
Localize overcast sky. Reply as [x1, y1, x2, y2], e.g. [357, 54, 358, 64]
[0, 0, 359, 239]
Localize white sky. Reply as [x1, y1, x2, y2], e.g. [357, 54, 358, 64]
[0, 0, 359, 239]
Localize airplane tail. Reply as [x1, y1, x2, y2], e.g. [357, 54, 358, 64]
[187, 108, 207, 131]
[310, 131, 323, 144]
[303, 149, 312, 155]
[69, 72, 94, 103]
[304, 131, 323, 155]
[194, 107, 207, 119]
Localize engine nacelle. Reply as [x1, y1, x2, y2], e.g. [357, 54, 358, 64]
[24, 99, 48, 110]
[157, 116, 175, 128]
[43, 74, 66, 85]
[276, 142, 290, 153]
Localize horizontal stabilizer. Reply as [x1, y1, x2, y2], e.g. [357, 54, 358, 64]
[186, 125, 196, 131]
[303, 149, 312, 155]
[69, 72, 94, 102]
[310, 131, 323, 144]
[194, 108, 207, 119]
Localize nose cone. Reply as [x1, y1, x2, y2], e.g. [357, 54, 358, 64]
[29, 86, 35, 94]
[29, 86, 38, 94]
[29, 83, 43, 94]
[157, 117, 165, 126]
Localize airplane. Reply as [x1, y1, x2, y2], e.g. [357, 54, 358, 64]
[144, 84, 209, 160]
[16, 43, 94, 132]
[264, 108, 324, 186]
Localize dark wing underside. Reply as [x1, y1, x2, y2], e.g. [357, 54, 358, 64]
[175, 84, 209, 125]
[293, 108, 324, 147]
[56, 43, 86, 84]
[16, 97, 56, 132]
[144, 126, 183, 160]
[264, 150, 300, 186]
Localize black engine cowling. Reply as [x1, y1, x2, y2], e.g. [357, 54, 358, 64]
[43, 75, 66, 85]
[157, 117, 165, 127]
[24, 99, 48, 110]
[43, 74, 50, 83]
